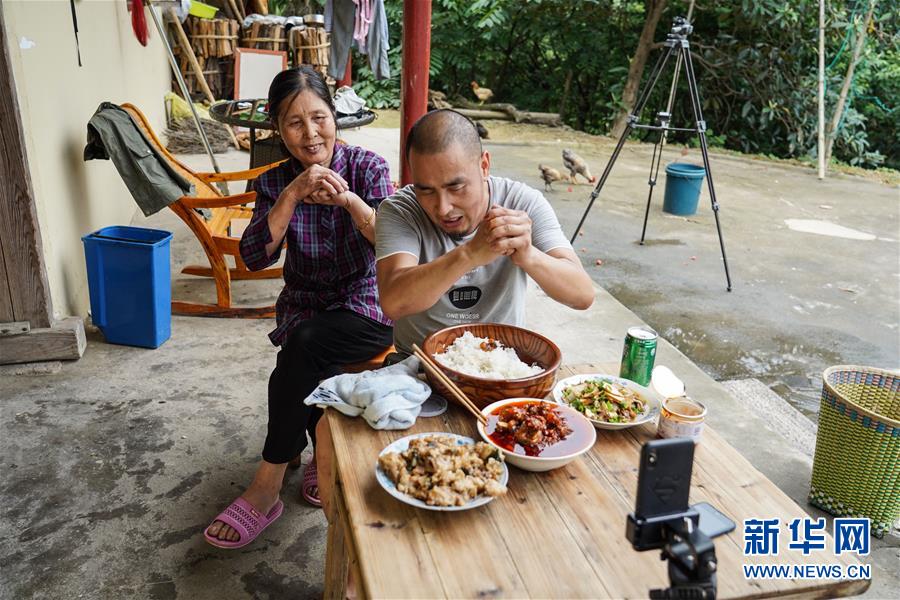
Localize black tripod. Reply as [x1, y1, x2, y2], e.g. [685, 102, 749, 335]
[570, 17, 732, 291]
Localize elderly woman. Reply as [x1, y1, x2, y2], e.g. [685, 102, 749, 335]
[204, 66, 393, 548]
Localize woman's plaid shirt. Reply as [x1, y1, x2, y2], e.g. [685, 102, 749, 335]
[239, 143, 394, 346]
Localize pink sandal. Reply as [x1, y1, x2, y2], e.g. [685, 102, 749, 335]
[203, 497, 284, 549]
[302, 459, 323, 508]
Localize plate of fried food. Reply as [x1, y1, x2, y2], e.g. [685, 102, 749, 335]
[552, 374, 661, 430]
[375, 432, 509, 511]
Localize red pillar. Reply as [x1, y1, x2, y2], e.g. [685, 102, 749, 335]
[337, 55, 352, 88]
[399, 0, 431, 186]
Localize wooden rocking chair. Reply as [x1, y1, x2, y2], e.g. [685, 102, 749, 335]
[122, 103, 285, 318]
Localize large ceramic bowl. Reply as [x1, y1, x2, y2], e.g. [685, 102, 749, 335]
[422, 323, 561, 409]
[476, 398, 597, 472]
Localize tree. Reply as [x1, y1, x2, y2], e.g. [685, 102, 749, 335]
[610, 0, 668, 139]
[823, 0, 876, 167]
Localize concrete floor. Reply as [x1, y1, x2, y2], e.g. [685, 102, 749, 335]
[2, 126, 897, 598]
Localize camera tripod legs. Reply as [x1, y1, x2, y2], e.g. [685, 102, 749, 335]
[639, 130, 667, 245]
[569, 128, 631, 247]
[683, 46, 733, 291]
[568, 22, 733, 292]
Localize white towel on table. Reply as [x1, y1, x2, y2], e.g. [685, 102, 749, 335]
[303, 356, 431, 430]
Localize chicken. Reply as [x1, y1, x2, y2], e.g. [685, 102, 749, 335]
[470, 81, 493, 104]
[538, 164, 564, 191]
[474, 121, 489, 140]
[562, 148, 596, 184]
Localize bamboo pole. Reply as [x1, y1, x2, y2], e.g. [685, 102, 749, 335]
[165, 8, 240, 150]
[824, 0, 876, 167]
[221, 0, 238, 21]
[231, 0, 245, 21]
[166, 8, 215, 102]
[817, 0, 826, 179]
[144, 1, 224, 184]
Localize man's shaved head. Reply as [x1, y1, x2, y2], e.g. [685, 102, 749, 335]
[405, 109, 483, 161]
[404, 109, 491, 238]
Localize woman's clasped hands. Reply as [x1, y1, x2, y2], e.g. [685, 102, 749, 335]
[285, 164, 351, 207]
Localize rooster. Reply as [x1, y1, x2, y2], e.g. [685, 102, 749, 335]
[538, 164, 564, 191]
[475, 121, 489, 140]
[562, 149, 596, 184]
[470, 81, 493, 105]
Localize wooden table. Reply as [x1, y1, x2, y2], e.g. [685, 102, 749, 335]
[323, 364, 870, 599]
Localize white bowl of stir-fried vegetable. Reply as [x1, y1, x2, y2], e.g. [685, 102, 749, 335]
[552, 374, 662, 430]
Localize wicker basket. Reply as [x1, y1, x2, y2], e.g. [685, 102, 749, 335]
[809, 365, 899, 537]
[250, 134, 290, 169]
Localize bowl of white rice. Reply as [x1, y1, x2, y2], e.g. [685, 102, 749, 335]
[422, 324, 562, 409]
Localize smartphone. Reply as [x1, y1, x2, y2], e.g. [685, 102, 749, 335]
[635, 438, 694, 520]
[694, 501, 736, 539]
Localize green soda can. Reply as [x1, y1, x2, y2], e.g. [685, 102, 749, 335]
[619, 326, 658, 386]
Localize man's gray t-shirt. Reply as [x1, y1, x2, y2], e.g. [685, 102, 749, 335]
[375, 175, 572, 355]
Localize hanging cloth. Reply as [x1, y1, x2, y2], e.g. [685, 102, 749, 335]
[84, 102, 194, 217]
[352, 0, 372, 48]
[362, 0, 389, 79]
[325, 0, 354, 80]
[131, 0, 149, 46]
[325, 0, 390, 80]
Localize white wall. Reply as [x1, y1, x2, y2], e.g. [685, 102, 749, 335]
[3, 0, 170, 318]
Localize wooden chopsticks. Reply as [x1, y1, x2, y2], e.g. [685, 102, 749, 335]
[412, 344, 488, 426]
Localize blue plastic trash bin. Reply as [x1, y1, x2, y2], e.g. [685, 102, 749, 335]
[82, 226, 173, 348]
[663, 163, 706, 216]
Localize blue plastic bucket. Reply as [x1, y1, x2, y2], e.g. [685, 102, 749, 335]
[82, 226, 173, 348]
[663, 163, 706, 216]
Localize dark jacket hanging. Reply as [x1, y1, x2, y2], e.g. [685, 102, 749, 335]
[84, 102, 194, 217]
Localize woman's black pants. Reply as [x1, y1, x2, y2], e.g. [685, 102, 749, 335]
[261, 309, 393, 464]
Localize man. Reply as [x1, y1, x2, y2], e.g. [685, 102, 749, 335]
[315, 109, 595, 529]
[375, 108, 595, 354]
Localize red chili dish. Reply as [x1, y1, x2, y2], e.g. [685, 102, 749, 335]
[485, 400, 593, 457]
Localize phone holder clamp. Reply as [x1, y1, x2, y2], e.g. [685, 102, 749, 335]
[628, 509, 719, 599]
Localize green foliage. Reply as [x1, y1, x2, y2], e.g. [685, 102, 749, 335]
[852, 44, 899, 168]
[269, 0, 325, 17]
[347, 0, 898, 169]
[694, 0, 897, 168]
[353, 47, 403, 108]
